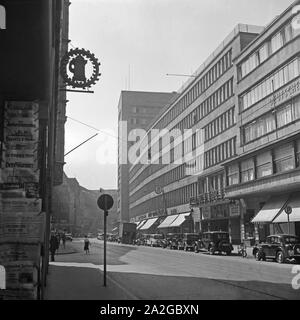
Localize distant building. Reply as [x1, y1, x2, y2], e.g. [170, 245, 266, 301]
[117, 91, 177, 223]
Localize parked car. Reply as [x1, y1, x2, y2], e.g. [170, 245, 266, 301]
[253, 234, 300, 264]
[166, 233, 182, 250]
[65, 233, 73, 241]
[200, 231, 233, 255]
[182, 233, 201, 251]
[146, 234, 164, 247]
[97, 233, 104, 240]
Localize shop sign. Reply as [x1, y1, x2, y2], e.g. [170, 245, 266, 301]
[60, 48, 101, 90]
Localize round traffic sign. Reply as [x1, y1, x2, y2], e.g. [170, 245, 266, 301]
[97, 194, 114, 211]
[285, 206, 292, 215]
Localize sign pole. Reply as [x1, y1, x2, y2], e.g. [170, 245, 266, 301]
[97, 193, 114, 288]
[103, 210, 107, 287]
[285, 206, 292, 235]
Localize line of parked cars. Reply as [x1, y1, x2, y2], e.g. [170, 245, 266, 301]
[134, 231, 300, 264]
[135, 231, 234, 256]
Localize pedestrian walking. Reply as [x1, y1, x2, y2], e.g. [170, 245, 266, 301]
[84, 235, 90, 254]
[49, 232, 59, 262]
[62, 233, 66, 249]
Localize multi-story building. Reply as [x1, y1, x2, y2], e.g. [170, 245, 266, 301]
[224, 1, 300, 241]
[128, 24, 263, 243]
[117, 91, 177, 223]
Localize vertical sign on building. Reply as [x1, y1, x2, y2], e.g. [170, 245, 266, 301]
[0, 5, 6, 29]
[0, 101, 45, 300]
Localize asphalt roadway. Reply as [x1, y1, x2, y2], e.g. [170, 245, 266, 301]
[46, 238, 300, 300]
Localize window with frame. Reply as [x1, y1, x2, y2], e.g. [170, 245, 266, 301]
[256, 151, 273, 178]
[271, 31, 284, 53]
[276, 103, 293, 127]
[228, 163, 239, 185]
[296, 139, 300, 167]
[274, 143, 295, 173]
[241, 158, 255, 183]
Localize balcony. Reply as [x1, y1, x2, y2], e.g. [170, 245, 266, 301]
[225, 168, 300, 199]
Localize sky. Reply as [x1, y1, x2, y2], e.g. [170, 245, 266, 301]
[64, 0, 295, 190]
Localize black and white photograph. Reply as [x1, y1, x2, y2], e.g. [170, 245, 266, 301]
[0, 0, 300, 308]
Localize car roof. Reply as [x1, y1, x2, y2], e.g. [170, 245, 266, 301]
[268, 234, 299, 237]
[203, 231, 228, 234]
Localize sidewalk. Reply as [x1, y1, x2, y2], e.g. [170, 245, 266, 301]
[55, 242, 77, 255]
[44, 242, 137, 300]
[232, 245, 254, 258]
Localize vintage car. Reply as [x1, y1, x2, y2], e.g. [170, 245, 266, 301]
[146, 234, 164, 247]
[253, 234, 300, 264]
[197, 231, 233, 255]
[65, 233, 73, 241]
[166, 233, 182, 250]
[182, 233, 201, 251]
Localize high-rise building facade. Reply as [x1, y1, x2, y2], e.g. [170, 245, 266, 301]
[128, 24, 263, 242]
[224, 1, 300, 240]
[117, 91, 177, 222]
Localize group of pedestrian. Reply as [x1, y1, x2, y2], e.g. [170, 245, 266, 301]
[49, 232, 91, 260]
[49, 230, 67, 262]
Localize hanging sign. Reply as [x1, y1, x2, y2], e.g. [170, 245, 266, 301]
[60, 48, 101, 91]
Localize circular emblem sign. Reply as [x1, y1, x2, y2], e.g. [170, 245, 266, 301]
[285, 206, 292, 215]
[97, 194, 114, 212]
[60, 48, 101, 89]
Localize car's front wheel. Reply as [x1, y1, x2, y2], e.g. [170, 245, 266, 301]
[209, 247, 215, 255]
[276, 251, 285, 264]
[256, 250, 265, 261]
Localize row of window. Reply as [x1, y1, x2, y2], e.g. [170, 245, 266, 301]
[227, 138, 300, 185]
[154, 50, 232, 131]
[174, 78, 234, 134]
[130, 164, 186, 204]
[129, 78, 233, 181]
[198, 172, 225, 194]
[204, 137, 236, 169]
[239, 14, 300, 79]
[243, 95, 300, 144]
[240, 57, 300, 111]
[204, 107, 236, 142]
[130, 182, 198, 218]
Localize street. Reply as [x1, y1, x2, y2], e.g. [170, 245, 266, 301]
[46, 238, 300, 300]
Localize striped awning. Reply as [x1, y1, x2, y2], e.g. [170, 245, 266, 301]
[157, 214, 179, 229]
[273, 193, 300, 223]
[168, 212, 191, 227]
[251, 195, 289, 223]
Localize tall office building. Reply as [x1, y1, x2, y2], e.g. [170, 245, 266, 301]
[117, 91, 177, 222]
[128, 24, 263, 243]
[224, 1, 300, 240]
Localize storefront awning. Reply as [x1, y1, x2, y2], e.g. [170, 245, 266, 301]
[273, 193, 300, 223]
[168, 212, 191, 227]
[139, 217, 158, 231]
[251, 195, 289, 223]
[137, 220, 147, 230]
[157, 214, 179, 229]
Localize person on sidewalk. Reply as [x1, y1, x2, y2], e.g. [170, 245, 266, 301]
[84, 235, 90, 254]
[50, 233, 59, 262]
[62, 232, 66, 249]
